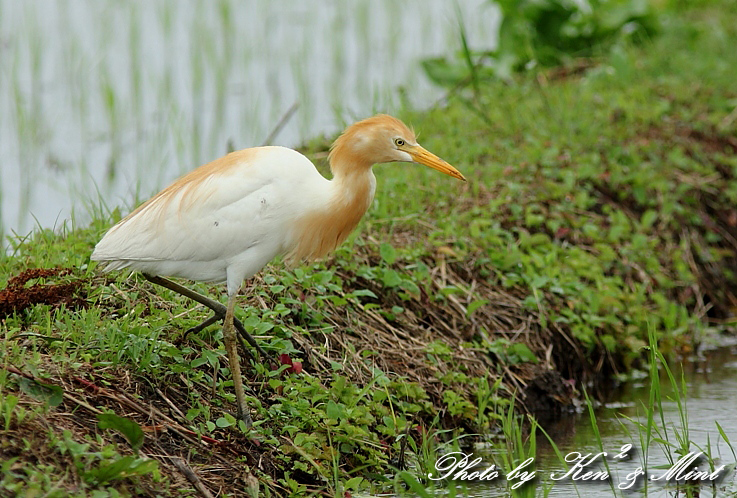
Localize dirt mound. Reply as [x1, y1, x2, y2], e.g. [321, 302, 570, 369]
[0, 268, 88, 319]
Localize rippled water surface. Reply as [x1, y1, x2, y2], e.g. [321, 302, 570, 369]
[438, 344, 737, 497]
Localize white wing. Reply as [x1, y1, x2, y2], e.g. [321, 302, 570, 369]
[92, 146, 328, 283]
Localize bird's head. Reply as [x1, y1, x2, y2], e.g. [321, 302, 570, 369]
[329, 114, 466, 181]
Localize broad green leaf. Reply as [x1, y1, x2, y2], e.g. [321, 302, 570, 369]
[508, 343, 538, 364]
[216, 415, 234, 428]
[381, 269, 402, 287]
[19, 378, 63, 407]
[326, 400, 344, 420]
[97, 413, 145, 451]
[352, 289, 377, 299]
[379, 242, 397, 264]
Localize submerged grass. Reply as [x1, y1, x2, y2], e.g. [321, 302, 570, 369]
[1, 0, 466, 238]
[1, 1, 737, 496]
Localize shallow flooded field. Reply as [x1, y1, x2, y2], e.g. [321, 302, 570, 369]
[0, 0, 497, 237]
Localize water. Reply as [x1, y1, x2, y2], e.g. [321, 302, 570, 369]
[0, 0, 500, 237]
[438, 343, 737, 497]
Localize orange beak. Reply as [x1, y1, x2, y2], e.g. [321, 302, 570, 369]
[407, 145, 466, 181]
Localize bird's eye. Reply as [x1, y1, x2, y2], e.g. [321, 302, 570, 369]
[394, 138, 405, 147]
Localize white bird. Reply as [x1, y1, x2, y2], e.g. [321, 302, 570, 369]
[92, 114, 465, 425]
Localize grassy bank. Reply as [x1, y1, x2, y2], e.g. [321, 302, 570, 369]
[1, 1, 737, 496]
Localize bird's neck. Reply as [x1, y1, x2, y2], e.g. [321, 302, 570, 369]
[285, 159, 376, 264]
[329, 165, 377, 222]
[327, 143, 377, 215]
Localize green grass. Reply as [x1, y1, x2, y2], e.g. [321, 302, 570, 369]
[1, 1, 737, 496]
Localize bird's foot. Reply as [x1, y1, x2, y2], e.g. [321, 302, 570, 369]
[180, 311, 272, 362]
[237, 409, 254, 429]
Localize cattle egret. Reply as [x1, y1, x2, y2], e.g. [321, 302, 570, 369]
[91, 114, 465, 426]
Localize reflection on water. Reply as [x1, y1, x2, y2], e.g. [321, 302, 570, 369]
[442, 344, 737, 497]
[0, 0, 498, 237]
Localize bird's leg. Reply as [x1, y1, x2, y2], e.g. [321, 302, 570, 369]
[142, 273, 271, 360]
[143, 274, 251, 355]
[223, 292, 252, 428]
[184, 314, 219, 337]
